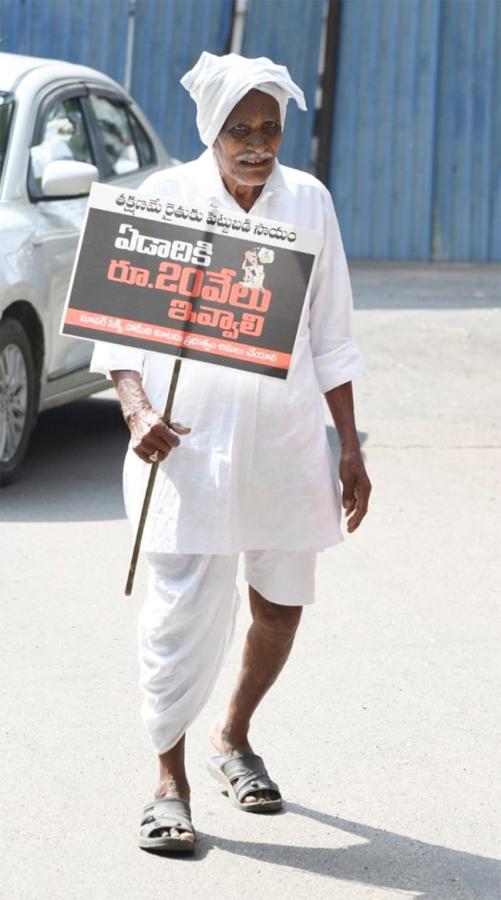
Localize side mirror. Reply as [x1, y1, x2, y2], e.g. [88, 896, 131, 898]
[41, 160, 99, 197]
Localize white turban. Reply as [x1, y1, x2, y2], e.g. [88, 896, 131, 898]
[180, 51, 307, 147]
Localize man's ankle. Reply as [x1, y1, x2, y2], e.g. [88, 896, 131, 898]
[156, 772, 190, 800]
[219, 722, 252, 750]
[155, 784, 190, 801]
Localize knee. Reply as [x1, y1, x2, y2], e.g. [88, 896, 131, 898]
[250, 588, 302, 639]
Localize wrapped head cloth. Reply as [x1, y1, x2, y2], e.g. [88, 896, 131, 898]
[180, 51, 307, 147]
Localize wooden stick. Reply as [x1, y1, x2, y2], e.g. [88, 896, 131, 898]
[124, 356, 183, 596]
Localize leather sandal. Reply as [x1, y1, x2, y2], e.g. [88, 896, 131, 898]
[207, 752, 283, 813]
[139, 797, 195, 852]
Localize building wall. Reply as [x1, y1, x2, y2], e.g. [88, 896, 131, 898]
[330, 0, 501, 261]
[130, 0, 233, 161]
[432, 0, 500, 262]
[330, 0, 441, 260]
[0, 0, 130, 84]
[0, 0, 499, 261]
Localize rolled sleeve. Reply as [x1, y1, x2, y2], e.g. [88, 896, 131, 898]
[90, 340, 145, 379]
[313, 339, 366, 393]
[309, 187, 365, 393]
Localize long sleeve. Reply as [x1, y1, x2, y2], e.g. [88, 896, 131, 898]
[308, 186, 365, 393]
[89, 340, 145, 378]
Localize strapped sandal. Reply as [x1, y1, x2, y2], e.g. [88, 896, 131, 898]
[207, 752, 283, 813]
[139, 797, 196, 852]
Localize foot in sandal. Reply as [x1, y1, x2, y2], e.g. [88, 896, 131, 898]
[208, 721, 283, 811]
[141, 739, 195, 851]
[139, 795, 196, 852]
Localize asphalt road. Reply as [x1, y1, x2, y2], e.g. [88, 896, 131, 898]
[1, 262, 500, 900]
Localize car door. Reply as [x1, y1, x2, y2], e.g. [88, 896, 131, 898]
[30, 84, 160, 396]
[29, 86, 99, 393]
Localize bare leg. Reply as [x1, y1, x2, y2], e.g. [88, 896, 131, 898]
[210, 585, 302, 803]
[154, 734, 194, 842]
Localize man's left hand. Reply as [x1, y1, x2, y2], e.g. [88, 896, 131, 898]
[339, 449, 371, 533]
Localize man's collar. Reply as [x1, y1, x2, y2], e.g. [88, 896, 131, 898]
[261, 158, 288, 197]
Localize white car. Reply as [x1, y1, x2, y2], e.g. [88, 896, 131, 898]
[0, 52, 174, 485]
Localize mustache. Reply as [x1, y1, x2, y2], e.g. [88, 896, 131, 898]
[236, 151, 274, 163]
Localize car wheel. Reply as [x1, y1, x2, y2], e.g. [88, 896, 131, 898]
[0, 318, 37, 486]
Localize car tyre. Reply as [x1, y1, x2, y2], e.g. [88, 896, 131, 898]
[0, 318, 37, 487]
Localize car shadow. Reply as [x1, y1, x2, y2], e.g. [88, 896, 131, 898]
[0, 392, 128, 522]
[189, 805, 500, 897]
[0, 399, 368, 524]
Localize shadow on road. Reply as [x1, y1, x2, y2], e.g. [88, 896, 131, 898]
[0, 393, 128, 522]
[194, 805, 500, 898]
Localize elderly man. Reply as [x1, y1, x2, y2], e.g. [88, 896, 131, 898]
[91, 52, 371, 852]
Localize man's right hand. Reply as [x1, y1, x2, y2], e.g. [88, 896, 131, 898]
[127, 408, 191, 464]
[110, 369, 190, 464]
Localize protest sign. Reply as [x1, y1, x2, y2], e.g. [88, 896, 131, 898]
[61, 183, 322, 380]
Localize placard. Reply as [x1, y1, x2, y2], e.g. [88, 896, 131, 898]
[61, 183, 322, 379]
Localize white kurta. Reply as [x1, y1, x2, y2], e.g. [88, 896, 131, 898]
[90, 150, 364, 554]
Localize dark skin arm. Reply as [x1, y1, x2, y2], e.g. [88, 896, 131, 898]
[110, 370, 190, 464]
[325, 381, 371, 532]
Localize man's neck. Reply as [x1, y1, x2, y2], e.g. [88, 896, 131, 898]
[219, 172, 264, 213]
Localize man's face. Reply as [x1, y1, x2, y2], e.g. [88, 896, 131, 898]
[213, 89, 282, 188]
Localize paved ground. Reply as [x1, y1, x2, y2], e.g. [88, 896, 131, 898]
[1, 262, 500, 900]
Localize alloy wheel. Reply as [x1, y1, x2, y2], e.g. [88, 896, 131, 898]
[0, 342, 29, 463]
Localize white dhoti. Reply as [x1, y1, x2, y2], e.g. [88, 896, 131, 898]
[138, 550, 317, 754]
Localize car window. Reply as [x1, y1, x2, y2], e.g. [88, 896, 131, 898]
[30, 97, 93, 187]
[0, 92, 15, 183]
[127, 110, 156, 167]
[90, 95, 139, 175]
